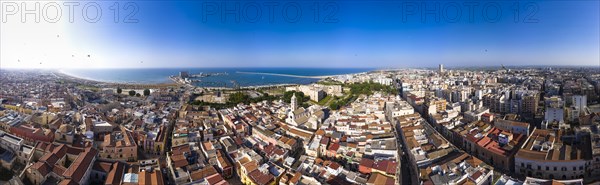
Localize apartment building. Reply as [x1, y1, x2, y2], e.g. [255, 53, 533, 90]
[514, 128, 592, 180]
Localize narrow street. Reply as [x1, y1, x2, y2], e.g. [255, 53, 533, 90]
[392, 123, 404, 185]
[400, 154, 412, 185]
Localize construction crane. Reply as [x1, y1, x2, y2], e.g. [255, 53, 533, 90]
[501, 64, 510, 72]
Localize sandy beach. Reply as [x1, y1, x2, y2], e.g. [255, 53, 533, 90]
[55, 70, 179, 89]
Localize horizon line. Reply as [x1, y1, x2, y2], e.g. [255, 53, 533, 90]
[1, 64, 600, 70]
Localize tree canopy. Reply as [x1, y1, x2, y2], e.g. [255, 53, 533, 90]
[328, 82, 396, 110]
[348, 82, 396, 95]
[228, 92, 251, 104]
[283, 91, 310, 103]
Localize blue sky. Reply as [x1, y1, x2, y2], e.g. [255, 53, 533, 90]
[1, 0, 599, 68]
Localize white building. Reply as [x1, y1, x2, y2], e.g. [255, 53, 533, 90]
[569, 95, 588, 122]
[464, 108, 490, 122]
[572, 95, 587, 111]
[545, 107, 564, 122]
[544, 96, 564, 122]
[375, 77, 393, 86]
[0, 131, 22, 151]
[514, 129, 588, 180]
[314, 84, 343, 96]
[286, 85, 326, 102]
[494, 119, 530, 135]
[384, 99, 414, 122]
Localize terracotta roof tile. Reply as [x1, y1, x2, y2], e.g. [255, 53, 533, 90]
[63, 147, 98, 183]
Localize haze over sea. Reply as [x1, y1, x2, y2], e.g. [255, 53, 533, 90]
[60, 68, 373, 87]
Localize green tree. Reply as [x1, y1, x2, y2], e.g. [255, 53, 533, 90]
[136, 93, 141, 97]
[228, 92, 250, 104]
[301, 102, 310, 108]
[143, 89, 150, 96]
[128, 90, 136, 96]
[347, 82, 396, 96]
[283, 91, 308, 103]
[116, 87, 122, 94]
[330, 102, 340, 110]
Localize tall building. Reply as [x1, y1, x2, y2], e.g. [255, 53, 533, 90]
[573, 95, 587, 111]
[542, 96, 566, 129]
[439, 64, 444, 73]
[522, 92, 539, 114]
[544, 96, 564, 122]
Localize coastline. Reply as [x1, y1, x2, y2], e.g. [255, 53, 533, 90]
[54, 68, 368, 89]
[56, 70, 179, 89]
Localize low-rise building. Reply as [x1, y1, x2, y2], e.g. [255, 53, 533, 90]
[514, 128, 592, 180]
[97, 126, 138, 162]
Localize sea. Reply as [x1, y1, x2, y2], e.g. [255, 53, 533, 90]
[60, 68, 373, 87]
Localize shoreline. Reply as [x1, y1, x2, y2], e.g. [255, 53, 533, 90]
[55, 70, 179, 89]
[54, 68, 366, 89]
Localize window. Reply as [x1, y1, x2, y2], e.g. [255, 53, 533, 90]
[579, 166, 583, 170]
[546, 166, 549, 171]
[554, 167, 557, 171]
[573, 167, 576, 171]
[538, 166, 541, 170]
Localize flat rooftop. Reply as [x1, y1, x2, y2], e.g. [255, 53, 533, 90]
[517, 129, 592, 161]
